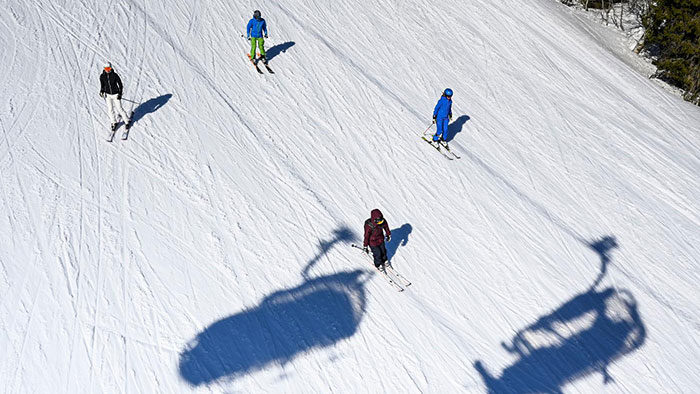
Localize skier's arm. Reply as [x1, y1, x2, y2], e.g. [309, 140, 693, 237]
[363, 223, 371, 247]
[246, 19, 253, 38]
[115, 74, 124, 99]
[383, 222, 391, 242]
[262, 20, 268, 37]
[112, 74, 122, 93]
[433, 100, 441, 118]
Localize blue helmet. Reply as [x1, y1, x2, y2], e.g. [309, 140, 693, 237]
[444, 88, 453, 97]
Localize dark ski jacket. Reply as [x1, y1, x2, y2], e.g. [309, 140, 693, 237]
[100, 70, 124, 95]
[363, 209, 391, 247]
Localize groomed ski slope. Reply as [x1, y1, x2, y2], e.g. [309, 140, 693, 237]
[1, 0, 699, 392]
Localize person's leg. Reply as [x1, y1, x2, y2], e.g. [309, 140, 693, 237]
[106, 95, 117, 125]
[258, 37, 266, 58]
[369, 245, 383, 268]
[433, 118, 444, 141]
[437, 118, 449, 141]
[249, 37, 258, 59]
[379, 243, 388, 264]
[114, 97, 130, 122]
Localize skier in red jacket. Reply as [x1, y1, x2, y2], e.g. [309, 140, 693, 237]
[363, 209, 392, 270]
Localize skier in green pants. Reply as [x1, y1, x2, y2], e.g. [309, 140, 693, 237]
[246, 10, 268, 65]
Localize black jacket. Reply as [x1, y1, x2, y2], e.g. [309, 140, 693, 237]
[100, 71, 123, 95]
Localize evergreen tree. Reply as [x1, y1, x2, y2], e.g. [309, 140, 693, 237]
[643, 0, 700, 104]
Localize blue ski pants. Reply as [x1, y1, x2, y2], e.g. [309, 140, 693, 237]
[433, 118, 449, 141]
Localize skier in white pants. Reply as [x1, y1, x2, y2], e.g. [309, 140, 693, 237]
[99, 62, 131, 131]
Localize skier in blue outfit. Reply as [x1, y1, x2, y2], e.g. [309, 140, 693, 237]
[246, 10, 269, 65]
[432, 88, 453, 144]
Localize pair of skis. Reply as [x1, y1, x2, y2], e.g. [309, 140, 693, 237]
[351, 244, 412, 292]
[421, 136, 461, 160]
[420, 123, 461, 159]
[108, 113, 133, 142]
[247, 54, 274, 74]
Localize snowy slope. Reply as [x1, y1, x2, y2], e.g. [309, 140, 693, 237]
[1, 0, 699, 393]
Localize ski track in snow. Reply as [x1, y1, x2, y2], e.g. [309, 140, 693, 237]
[1, 0, 699, 393]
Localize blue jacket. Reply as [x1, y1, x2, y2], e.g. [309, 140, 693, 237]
[433, 96, 452, 119]
[247, 18, 267, 38]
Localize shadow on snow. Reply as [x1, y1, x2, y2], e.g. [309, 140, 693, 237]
[446, 114, 470, 142]
[179, 225, 368, 386]
[473, 236, 646, 394]
[131, 93, 172, 125]
[266, 41, 295, 61]
[386, 223, 412, 262]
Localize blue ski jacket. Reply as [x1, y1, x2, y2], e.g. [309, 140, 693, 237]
[247, 18, 267, 38]
[433, 96, 452, 119]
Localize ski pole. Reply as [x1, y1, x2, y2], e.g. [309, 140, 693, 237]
[350, 244, 368, 252]
[421, 124, 433, 136]
[121, 98, 140, 104]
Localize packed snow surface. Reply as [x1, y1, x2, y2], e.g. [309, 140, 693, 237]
[1, 0, 699, 393]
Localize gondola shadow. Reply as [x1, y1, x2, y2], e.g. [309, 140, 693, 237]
[179, 226, 367, 386]
[473, 236, 646, 393]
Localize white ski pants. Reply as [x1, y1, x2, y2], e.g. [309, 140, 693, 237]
[105, 94, 130, 124]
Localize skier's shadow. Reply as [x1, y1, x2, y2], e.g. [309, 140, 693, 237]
[131, 93, 172, 125]
[266, 41, 295, 61]
[446, 114, 470, 142]
[386, 223, 412, 262]
[179, 225, 368, 386]
[473, 236, 646, 393]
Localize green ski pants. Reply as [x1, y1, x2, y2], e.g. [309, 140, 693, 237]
[250, 37, 266, 59]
